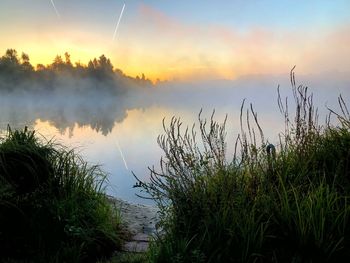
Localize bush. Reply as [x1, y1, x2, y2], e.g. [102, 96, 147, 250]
[138, 70, 350, 262]
[0, 127, 122, 262]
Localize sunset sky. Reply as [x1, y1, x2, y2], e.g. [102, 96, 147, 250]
[1, 0, 349, 81]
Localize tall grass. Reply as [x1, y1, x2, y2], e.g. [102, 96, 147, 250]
[137, 69, 350, 262]
[0, 127, 122, 262]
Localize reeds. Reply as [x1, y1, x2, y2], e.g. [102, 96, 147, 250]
[137, 69, 350, 262]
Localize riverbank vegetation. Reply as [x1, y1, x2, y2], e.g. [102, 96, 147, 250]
[136, 70, 350, 262]
[1, 69, 349, 262]
[0, 127, 122, 262]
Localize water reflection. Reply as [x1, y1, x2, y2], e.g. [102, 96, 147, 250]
[0, 92, 129, 135]
[32, 107, 178, 205]
[0, 73, 349, 203]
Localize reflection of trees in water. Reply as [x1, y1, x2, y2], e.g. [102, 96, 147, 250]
[46, 98, 127, 136]
[0, 93, 129, 136]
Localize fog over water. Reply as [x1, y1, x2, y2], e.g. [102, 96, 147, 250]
[1, 71, 349, 203]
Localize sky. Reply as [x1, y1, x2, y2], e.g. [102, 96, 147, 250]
[1, 0, 350, 81]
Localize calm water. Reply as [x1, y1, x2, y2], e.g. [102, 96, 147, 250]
[1, 74, 349, 204]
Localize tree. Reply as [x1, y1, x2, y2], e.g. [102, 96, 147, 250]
[64, 52, 72, 66]
[21, 52, 33, 71]
[0, 48, 152, 93]
[98, 55, 113, 72]
[0, 49, 19, 71]
[4, 49, 19, 64]
[36, 64, 46, 71]
[50, 55, 64, 71]
[21, 53, 29, 64]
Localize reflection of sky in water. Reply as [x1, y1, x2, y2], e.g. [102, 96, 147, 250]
[30, 108, 169, 205]
[1, 74, 349, 204]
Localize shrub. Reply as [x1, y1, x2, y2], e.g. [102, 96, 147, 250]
[0, 127, 122, 262]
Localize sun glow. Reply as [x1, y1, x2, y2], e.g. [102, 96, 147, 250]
[0, 2, 349, 82]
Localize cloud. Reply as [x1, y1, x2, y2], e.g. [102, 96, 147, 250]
[115, 4, 350, 81]
[299, 25, 350, 73]
[1, 2, 349, 82]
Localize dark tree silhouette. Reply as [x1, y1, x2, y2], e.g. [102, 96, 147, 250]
[0, 49, 153, 93]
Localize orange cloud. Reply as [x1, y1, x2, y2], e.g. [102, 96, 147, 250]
[1, 3, 349, 81]
[110, 4, 350, 81]
[112, 7, 263, 79]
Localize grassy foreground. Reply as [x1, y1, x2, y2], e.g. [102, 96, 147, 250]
[1, 71, 349, 263]
[136, 71, 350, 262]
[0, 127, 122, 262]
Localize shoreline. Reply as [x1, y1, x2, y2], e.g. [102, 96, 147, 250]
[107, 195, 160, 252]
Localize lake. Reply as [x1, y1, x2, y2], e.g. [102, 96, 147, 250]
[1, 73, 348, 204]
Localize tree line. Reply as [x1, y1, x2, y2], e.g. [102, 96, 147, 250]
[0, 49, 152, 94]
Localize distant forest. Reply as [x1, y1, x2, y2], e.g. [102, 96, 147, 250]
[0, 49, 152, 94]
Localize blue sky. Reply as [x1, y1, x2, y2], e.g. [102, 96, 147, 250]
[1, 0, 349, 34]
[0, 0, 349, 80]
[144, 0, 350, 29]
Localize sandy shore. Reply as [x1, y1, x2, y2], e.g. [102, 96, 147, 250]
[107, 196, 159, 252]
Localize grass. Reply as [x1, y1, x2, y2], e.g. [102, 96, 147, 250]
[1, 69, 349, 262]
[135, 69, 350, 262]
[0, 126, 123, 262]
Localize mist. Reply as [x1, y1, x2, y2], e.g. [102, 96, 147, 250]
[2, 49, 349, 204]
[1, 48, 350, 146]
